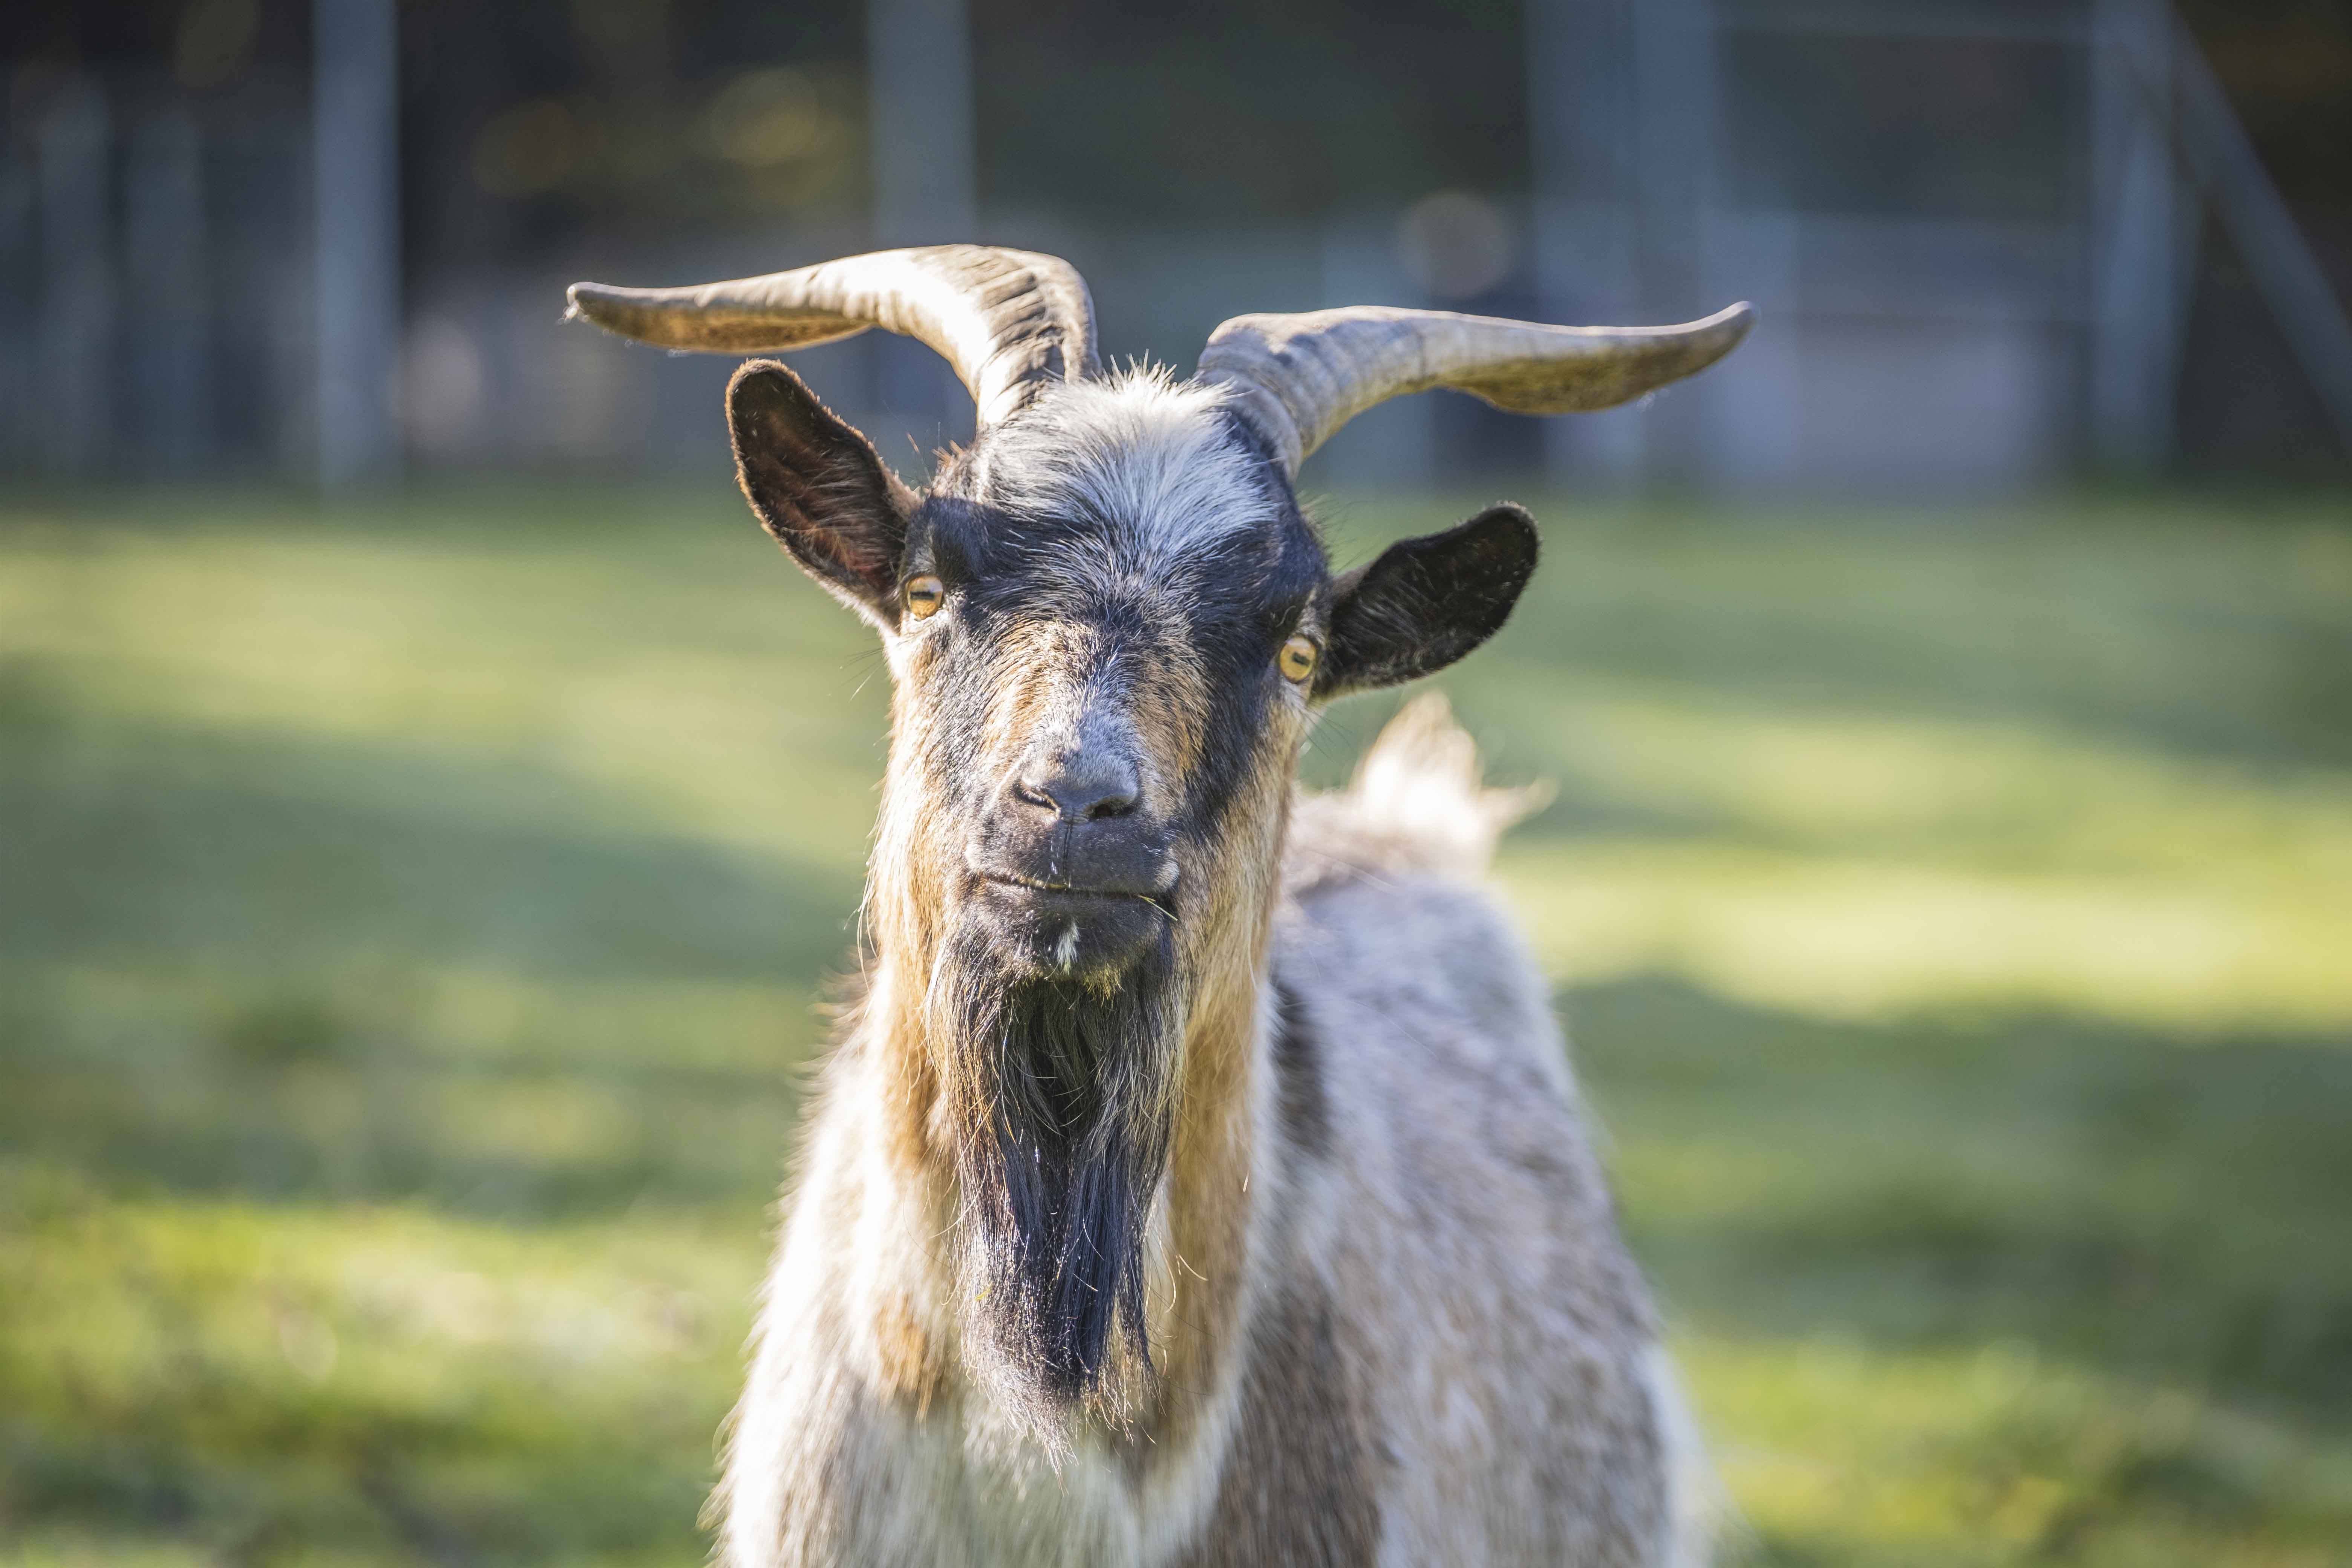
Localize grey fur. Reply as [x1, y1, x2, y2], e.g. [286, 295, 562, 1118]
[713, 701, 1707, 1567]
[963, 369, 1276, 554]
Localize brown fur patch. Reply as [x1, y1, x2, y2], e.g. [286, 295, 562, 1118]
[1139, 725, 1299, 1447]
[870, 1291, 946, 1416]
[982, 620, 1090, 769]
[975, 614, 1210, 822]
[1121, 632, 1210, 795]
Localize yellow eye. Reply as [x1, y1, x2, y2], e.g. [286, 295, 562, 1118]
[1278, 634, 1319, 684]
[902, 574, 945, 619]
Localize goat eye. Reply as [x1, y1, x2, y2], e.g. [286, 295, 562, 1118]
[902, 574, 946, 619]
[1278, 634, 1318, 684]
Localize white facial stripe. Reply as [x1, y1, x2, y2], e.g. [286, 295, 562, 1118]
[981, 368, 1277, 554]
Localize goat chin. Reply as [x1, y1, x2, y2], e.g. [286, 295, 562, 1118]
[927, 916, 1182, 1449]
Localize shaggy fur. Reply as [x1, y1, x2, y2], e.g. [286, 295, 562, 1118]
[927, 920, 1181, 1421]
[966, 369, 1278, 555]
[701, 363, 1705, 1566]
[713, 697, 1704, 1565]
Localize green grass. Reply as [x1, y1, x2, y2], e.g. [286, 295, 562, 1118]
[2, 482, 2348, 1566]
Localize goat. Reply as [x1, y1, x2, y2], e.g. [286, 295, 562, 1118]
[567, 246, 1751, 1567]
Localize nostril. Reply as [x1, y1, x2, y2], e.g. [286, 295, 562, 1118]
[1084, 793, 1135, 821]
[1012, 778, 1059, 815]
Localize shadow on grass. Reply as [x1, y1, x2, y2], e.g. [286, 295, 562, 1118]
[2, 691, 859, 1223]
[1571, 975, 2352, 1427]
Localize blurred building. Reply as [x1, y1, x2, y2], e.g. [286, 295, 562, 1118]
[3, 0, 2348, 491]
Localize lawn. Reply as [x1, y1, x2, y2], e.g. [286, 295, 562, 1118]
[2, 481, 2348, 1566]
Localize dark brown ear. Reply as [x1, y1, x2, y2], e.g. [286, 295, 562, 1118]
[728, 360, 916, 622]
[1313, 504, 1539, 699]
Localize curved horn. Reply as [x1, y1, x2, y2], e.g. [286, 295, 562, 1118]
[565, 245, 1101, 431]
[1197, 302, 1755, 474]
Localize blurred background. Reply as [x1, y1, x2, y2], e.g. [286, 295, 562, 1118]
[9, 0, 2352, 490]
[3, 2, 2350, 1565]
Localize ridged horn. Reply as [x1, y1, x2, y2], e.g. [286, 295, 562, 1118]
[1197, 302, 1755, 474]
[565, 245, 1101, 431]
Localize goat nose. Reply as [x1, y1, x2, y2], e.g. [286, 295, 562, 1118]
[1015, 750, 1141, 824]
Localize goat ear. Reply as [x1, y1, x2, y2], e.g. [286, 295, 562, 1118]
[1314, 504, 1538, 698]
[728, 360, 915, 622]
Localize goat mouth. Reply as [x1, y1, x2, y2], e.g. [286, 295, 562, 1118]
[967, 870, 1174, 978]
[977, 872, 1165, 908]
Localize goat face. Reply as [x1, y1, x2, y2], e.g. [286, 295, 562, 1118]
[727, 358, 1539, 1413]
[915, 371, 1329, 989]
[732, 360, 1538, 949]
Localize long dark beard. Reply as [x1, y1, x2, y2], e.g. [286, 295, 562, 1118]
[933, 922, 1180, 1427]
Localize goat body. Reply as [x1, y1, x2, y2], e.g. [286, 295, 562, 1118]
[561, 247, 1748, 1567]
[717, 702, 1701, 1567]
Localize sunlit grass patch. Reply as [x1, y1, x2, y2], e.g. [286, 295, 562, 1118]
[0, 1532, 217, 1568]
[1504, 836, 2352, 1034]
[0, 1178, 753, 1566]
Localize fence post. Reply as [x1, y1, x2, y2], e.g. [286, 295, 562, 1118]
[2091, 0, 2190, 474]
[1632, 0, 1719, 487]
[127, 107, 212, 474]
[314, 0, 402, 486]
[1526, 0, 1646, 490]
[867, 0, 977, 458]
[37, 78, 113, 477]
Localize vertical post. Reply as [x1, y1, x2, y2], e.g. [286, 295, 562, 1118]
[37, 78, 113, 477]
[1526, 0, 1643, 489]
[867, 0, 977, 452]
[1703, 207, 1802, 486]
[1632, 0, 1718, 485]
[314, 0, 401, 487]
[127, 109, 211, 474]
[868, 0, 977, 246]
[1316, 219, 1436, 489]
[2090, 0, 2187, 474]
[0, 153, 32, 471]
